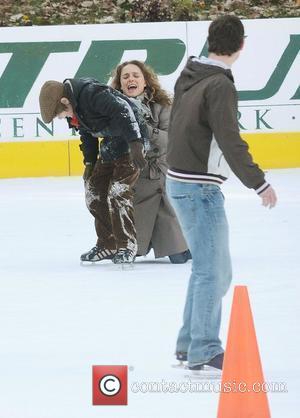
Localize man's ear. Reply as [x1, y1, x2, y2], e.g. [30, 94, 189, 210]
[61, 97, 70, 105]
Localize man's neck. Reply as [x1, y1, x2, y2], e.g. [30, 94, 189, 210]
[208, 52, 239, 68]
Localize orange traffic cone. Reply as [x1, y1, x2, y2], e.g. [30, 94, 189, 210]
[217, 286, 271, 418]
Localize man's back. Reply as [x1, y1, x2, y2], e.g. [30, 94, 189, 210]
[167, 56, 268, 191]
[167, 57, 235, 178]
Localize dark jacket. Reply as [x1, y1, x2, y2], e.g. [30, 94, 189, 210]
[63, 78, 147, 163]
[167, 57, 268, 193]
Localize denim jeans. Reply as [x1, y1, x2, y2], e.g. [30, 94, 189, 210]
[166, 179, 232, 366]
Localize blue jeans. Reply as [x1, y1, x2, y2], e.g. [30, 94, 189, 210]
[166, 179, 232, 366]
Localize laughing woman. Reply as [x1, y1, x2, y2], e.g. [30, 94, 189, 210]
[111, 60, 191, 263]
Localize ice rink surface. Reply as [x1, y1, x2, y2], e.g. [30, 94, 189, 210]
[0, 168, 299, 417]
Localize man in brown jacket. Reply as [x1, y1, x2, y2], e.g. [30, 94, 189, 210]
[166, 15, 277, 371]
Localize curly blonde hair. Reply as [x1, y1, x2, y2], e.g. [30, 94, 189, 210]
[111, 60, 172, 106]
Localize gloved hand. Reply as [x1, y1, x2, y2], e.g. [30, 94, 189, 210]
[83, 162, 95, 181]
[129, 141, 146, 170]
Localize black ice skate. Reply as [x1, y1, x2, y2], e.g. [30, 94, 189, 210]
[188, 353, 224, 371]
[113, 248, 136, 264]
[169, 250, 192, 264]
[80, 246, 116, 262]
[177, 353, 224, 380]
[173, 353, 223, 379]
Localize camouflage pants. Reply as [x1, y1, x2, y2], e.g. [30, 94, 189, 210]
[85, 154, 139, 252]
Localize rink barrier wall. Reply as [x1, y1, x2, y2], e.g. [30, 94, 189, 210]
[0, 18, 299, 178]
[0, 132, 299, 178]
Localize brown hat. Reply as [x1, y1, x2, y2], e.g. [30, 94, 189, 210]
[39, 80, 66, 123]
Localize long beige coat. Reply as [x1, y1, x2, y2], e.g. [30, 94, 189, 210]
[133, 101, 188, 258]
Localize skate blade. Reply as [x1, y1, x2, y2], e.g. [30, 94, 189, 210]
[112, 261, 135, 270]
[80, 260, 112, 266]
[119, 262, 135, 270]
[171, 362, 186, 369]
[80, 260, 98, 266]
[184, 366, 222, 380]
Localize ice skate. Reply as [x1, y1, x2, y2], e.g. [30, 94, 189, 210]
[188, 353, 224, 371]
[80, 246, 116, 264]
[169, 250, 192, 264]
[113, 248, 136, 268]
[184, 353, 223, 379]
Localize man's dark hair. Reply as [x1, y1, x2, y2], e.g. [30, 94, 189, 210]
[208, 15, 244, 56]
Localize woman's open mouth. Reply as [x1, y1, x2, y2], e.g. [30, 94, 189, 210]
[127, 84, 138, 92]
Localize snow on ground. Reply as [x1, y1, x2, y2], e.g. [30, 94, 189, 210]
[0, 168, 299, 418]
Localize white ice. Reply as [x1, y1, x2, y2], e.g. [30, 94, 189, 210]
[0, 168, 299, 417]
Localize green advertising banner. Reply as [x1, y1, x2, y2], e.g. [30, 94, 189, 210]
[0, 19, 299, 177]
